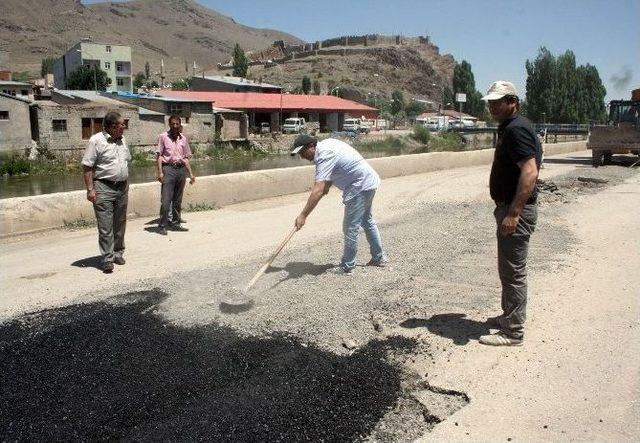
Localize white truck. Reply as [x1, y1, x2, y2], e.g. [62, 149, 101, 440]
[342, 118, 370, 133]
[282, 117, 306, 134]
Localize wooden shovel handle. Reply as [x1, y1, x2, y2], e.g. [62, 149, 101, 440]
[244, 227, 297, 292]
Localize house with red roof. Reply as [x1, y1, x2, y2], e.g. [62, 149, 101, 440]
[158, 90, 378, 133]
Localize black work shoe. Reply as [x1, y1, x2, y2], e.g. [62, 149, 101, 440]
[485, 315, 505, 329]
[114, 256, 126, 265]
[158, 226, 168, 236]
[103, 262, 114, 273]
[170, 225, 189, 232]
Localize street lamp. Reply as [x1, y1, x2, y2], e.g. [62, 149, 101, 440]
[432, 83, 445, 116]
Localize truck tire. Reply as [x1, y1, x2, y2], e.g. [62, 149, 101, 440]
[603, 152, 613, 165]
[592, 150, 603, 168]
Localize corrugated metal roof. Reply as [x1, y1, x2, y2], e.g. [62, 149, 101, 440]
[199, 75, 280, 89]
[0, 80, 32, 86]
[157, 90, 378, 113]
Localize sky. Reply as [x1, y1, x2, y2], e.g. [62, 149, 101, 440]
[84, 0, 639, 102]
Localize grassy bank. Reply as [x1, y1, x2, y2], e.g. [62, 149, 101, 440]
[0, 142, 268, 178]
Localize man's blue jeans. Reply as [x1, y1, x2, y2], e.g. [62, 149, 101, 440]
[341, 189, 385, 271]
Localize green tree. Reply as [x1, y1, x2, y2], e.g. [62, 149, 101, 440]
[452, 60, 484, 117]
[302, 75, 311, 94]
[66, 65, 111, 91]
[443, 85, 455, 110]
[312, 79, 321, 95]
[11, 71, 29, 81]
[525, 47, 606, 123]
[404, 100, 426, 118]
[171, 78, 191, 91]
[232, 43, 249, 78]
[554, 50, 580, 123]
[133, 72, 146, 90]
[391, 90, 405, 115]
[40, 57, 56, 77]
[579, 64, 607, 122]
[144, 61, 151, 79]
[525, 47, 556, 123]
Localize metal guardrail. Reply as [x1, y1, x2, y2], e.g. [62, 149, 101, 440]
[448, 124, 589, 136]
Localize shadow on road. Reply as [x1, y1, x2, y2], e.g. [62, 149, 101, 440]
[0, 290, 417, 441]
[400, 313, 491, 345]
[71, 255, 103, 270]
[266, 261, 334, 288]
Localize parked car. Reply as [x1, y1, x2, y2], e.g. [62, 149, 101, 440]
[449, 120, 465, 129]
[282, 117, 306, 134]
[342, 118, 370, 134]
[260, 122, 270, 134]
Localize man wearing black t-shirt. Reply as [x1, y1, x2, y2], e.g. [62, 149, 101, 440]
[480, 81, 542, 346]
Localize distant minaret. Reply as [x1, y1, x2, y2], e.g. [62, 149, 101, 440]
[160, 59, 166, 88]
[192, 60, 197, 77]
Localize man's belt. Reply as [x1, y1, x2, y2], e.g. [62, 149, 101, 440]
[95, 178, 126, 186]
[163, 162, 185, 168]
[495, 195, 537, 206]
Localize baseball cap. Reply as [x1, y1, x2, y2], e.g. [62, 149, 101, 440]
[290, 134, 317, 155]
[481, 81, 518, 101]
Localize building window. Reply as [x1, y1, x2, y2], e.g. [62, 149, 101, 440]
[168, 103, 183, 114]
[21, 89, 29, 95]
[117, 78, 124, 86]
[0, 111, 9, 120]
[184, 116, 190, 124]
[106, 45, 112, 53]
[82, 117, 103, 139]
[52, 119, 67, 132]
[116, 63, 123, 72]
[105, 62, 111, 69]
[2, 89, 16, 96]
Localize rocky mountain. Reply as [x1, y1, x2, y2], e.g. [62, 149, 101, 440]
[0, 0, 456, 105]
[0, 0, 302, 78]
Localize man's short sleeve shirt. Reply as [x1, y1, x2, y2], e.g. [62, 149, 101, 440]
[81, 131, 131, 182]
[156, 132, 191, 164]
[489, 115, 541, 203]
[313, 138, 380, 202]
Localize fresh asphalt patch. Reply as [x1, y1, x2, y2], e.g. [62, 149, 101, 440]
[0, 290, 456, 441]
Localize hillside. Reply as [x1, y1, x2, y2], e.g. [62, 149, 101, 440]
[0, 0, 302, 78]
[219, 36, 456, 106]
[0, 0, 456, 105]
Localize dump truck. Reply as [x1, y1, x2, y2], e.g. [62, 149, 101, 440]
[587, 88, 640, 167]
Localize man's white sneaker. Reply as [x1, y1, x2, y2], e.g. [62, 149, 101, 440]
[479, 332, 523, 347]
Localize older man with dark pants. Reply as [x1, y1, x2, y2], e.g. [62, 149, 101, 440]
[480, 81, 542, 346]
[82, 111, 131, 273]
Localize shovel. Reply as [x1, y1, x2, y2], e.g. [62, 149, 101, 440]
[219, 227, 297, 313]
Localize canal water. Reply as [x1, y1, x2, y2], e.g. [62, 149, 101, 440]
[0, 150, 398, 199]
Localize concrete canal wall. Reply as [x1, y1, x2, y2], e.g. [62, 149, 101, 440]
[0, 141, 587, 237]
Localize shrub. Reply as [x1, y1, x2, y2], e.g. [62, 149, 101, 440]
[0, 156, 31, 176]
[411, 124, 431, 145]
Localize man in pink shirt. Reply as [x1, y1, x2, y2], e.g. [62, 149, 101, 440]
[155, 115, 195, 235]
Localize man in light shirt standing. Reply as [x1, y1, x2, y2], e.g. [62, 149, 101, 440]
[81, 111, 131, 273]
[291, 134, 387, 274]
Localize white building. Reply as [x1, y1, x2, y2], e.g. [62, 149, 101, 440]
[53, 41, 132, 93]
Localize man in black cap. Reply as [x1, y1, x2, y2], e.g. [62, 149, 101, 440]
[480, 80, 542, 346]
[291, 134, 387, 274]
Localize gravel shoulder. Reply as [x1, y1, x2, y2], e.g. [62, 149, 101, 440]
[1, 151, 638, 441]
